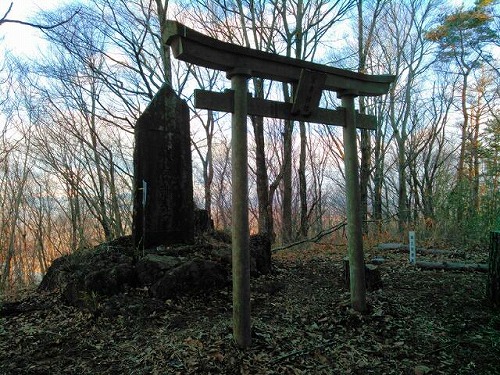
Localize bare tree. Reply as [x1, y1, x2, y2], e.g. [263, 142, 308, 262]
[356, 0, 386, 233]
[406, 79, 454, 223]
[189, 66, 227, 214]
[426, 0, 498, 222]
[0, 1, 79, 29]
[373, 0, 437, 231]
[275, 0, 356, 243]
[0, 137, 32, 289]
[180, 0, 355, 243]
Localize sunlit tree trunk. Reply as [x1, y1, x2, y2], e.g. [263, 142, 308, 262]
[295, 0, 308, 240]
[155, 0, 172, 85]
[374, 0, 436, 232]
[357, 0, 384, 233]
[0, 146, 31, 289]
[252, 79, 273, 236]
[282, 116, 294, 244]
[372, 120, 385, 231]
[88, 66, 112, 241]
[237, 0, 277, 239]
[108, 153, 124, 237]
[298, 121, 308, 238]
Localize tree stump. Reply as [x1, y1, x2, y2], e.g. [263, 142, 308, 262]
[194, 209, 214, 234]
[487, 231, 500, 308]
[343, 257, 382, 292]
[249, 234, 272, 275]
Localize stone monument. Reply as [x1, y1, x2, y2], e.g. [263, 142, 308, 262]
[133, 84, 194, 249]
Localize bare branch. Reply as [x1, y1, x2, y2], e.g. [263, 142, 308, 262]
[0, 2, 13, 23]
[0, 4, 80, 30]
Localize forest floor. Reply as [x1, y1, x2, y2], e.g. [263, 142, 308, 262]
[1, 240, 499, 375]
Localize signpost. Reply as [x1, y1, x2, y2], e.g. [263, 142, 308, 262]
[409, 231, 416, 265]
[165, 21, 395, 348]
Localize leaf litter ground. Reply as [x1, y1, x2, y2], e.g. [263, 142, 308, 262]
[1, 244, 499, 374]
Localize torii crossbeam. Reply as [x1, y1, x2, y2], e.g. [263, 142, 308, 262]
[166, 21, 395, 348]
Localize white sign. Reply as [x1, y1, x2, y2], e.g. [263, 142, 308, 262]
[409, 231, 416, 264]
[142, 180, 147, 207]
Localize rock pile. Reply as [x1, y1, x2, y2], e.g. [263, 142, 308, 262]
[39, 232, 272, 309]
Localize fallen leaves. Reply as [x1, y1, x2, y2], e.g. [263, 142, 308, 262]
[1, 246, 499, 374]
[414, 365, 432, 375]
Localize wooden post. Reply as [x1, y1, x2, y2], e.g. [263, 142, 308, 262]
[487, 231, 500, 308]
[409, 231, 416, 265]
[229, 69, 252, 348]
[341, 94, 367, 312]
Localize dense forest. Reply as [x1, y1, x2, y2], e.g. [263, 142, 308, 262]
[0, 0, 499, 293]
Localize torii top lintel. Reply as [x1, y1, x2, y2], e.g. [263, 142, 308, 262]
[165, 21, 395, 97]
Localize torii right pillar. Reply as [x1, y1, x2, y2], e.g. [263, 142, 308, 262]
[341, 93, 367, 312]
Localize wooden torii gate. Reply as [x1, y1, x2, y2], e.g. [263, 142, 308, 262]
[166, 21, 395, 348]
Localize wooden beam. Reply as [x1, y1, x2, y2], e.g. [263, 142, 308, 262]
[194, 89, 377, 130]
[166, 21, 395, 97]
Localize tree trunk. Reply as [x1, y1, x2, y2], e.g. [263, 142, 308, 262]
[282, 80, 294, 244]
[358, 2, 369, 234]
[397, 138, 408, 232]
[0, 155, 30, 289]
[252, 78, 273, 237]
[359, 127, 370, 234]
[155, 0, 172, 86]
[457, 72, 470, 184]
[35, 185, 48, 275]
[282, 118, 293, 244]
[357, 0, 384, 234]
[67, 179, 79, 253]
[373, 124, 383, 232]
[109, 153, 124, 238]
[298, 121, 308, 239]
[471, 90, 481, 213]
[295, 0, 307, 240]
[89, 74, 112, 241]
[456, 71, 470, 223]
[207, 113, 215, 215]
[190, 102, 215, 217]
[487, 231, 500, 308]
[342, 95, 367, 313]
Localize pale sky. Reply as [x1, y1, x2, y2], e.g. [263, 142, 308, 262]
[0, 0, 482, 58]
[1, 0, 70, 57]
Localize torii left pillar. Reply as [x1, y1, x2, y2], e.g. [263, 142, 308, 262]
[229, 69, 252, 348]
